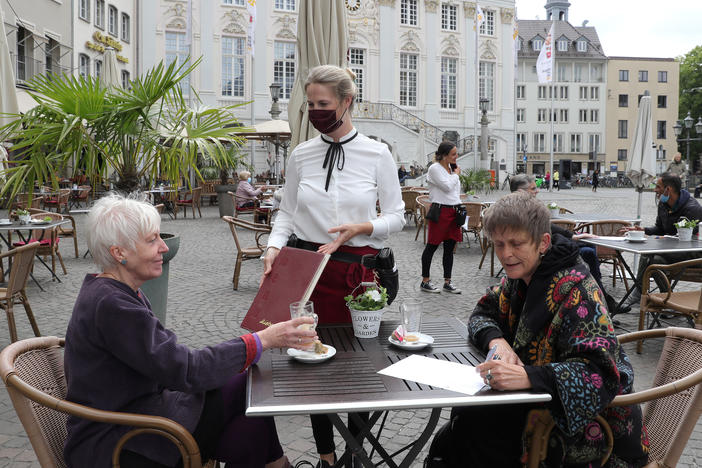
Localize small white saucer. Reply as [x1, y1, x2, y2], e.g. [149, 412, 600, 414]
[388, 332, 434, 350]
[287, 344, 336, 363]
[625, 238, 646, 243]
[0, 219, 11, 225]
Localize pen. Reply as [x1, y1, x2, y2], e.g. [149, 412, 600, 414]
[485, 344, 499, 362]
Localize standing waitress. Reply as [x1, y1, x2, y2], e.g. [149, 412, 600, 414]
[262, 65, 405, 468]
[420, 142, 463, 294]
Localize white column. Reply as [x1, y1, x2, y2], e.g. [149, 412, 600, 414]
[423, 5, 439, 123]
[378, 2, 395, 103]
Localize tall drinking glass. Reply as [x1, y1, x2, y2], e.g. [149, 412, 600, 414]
[289, 301, 318, 351]
[399, 300, 422, 335]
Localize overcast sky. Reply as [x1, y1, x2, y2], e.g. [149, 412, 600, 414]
[515, 0, 702, 58]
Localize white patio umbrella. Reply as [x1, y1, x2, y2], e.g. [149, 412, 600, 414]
[416, 128, 426, 166]
[0, 5, 19, 130]
[288, 0, 348, 150]
[101, 47, 121, 89]
[625, 93, 657, 220]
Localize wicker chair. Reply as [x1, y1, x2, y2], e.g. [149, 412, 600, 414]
[526, 327, 702, 468]
[550, 219, 577, 232]
[414, 195, 432, 243]
[461, 202, 484, 247]
[176, 187, 203, 218]
[636, 258, 702, 353]
[42, 189, 70, 214]
[27, 209, 78, 259]
[0, 242, 41, 343]
[222, 216, 271, 290]
[227, 191, 270, 224]
[401, 189, 420, 226]
[11, 213, 67, 278]
[0, 336, 210, 468]
[558, 207, 574, 215]
[576, 220, 632, 288]
[12, 193, 44, 211]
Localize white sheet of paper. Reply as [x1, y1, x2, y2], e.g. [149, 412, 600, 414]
[594, 236, 626, 241]
[378, 354, 486, 395]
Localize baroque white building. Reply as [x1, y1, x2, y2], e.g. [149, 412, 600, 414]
[138, 0, 517, 177]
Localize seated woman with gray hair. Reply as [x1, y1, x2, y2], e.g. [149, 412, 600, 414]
[426, 192, 648, 467]
[63, 193, 316, 468]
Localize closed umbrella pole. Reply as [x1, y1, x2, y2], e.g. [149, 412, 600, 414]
[625, 92, 656, 220]
[101, 47, 121, 89]
[289, 0, 348, 150]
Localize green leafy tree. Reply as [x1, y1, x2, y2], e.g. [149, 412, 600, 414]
[678, 45, 702, 172]
[0, 58, 248, 198]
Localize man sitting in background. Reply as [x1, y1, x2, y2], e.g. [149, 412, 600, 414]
[509, 174, 624, 313]
[621, 172, 702, 306]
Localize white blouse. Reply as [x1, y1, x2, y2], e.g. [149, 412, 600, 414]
[426, 162, 461, 205]
[267, 128, 406, 250]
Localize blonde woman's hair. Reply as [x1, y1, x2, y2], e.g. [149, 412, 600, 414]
[305, 65, 357, 112]
[238, 170, 251, 181]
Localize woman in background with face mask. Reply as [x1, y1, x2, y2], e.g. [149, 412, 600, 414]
[235, 170, 262, 209]
[262, 65, 405, 468]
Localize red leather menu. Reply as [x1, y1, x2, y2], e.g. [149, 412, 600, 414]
[241, 247, 330, 332]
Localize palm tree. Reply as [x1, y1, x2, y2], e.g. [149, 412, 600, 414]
[0, 58, 246, 198]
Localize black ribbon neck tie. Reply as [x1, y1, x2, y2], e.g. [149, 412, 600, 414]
[321, 131, 358, 191]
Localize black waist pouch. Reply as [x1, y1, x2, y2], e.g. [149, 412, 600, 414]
[454, 205, 467, 227]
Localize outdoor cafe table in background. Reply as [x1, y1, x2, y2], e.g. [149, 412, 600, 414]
[579, 236, 702, 316]
[0, 219, 70, 289]
[247, 317, 551, 468]
[552, 213, 641, 230]
[146, 188, 179, 218]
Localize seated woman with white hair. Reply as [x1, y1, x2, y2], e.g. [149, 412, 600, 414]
[63, 193, 316, 468]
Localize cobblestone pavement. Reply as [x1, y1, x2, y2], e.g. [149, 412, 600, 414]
[0, 187, 700, 467]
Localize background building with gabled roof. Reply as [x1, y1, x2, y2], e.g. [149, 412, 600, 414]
[516, 0, 607, 179]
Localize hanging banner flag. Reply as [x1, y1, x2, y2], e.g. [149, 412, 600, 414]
[247, 0, 256, 56]
[513, 20, 519, 75]
[475, 4, 485, 31]
[536, 21, 555, 83]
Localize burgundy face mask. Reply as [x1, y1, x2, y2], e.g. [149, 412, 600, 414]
[308, 107, 347, 134]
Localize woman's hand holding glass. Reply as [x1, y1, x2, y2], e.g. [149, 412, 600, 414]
[256, 317, 318, 351]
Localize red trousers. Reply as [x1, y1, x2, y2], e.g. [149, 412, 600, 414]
[308, 244, 379, 324]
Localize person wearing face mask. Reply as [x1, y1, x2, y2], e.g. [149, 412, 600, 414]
[620, 172, 702, 307]
[235, 171, 262, 209]
[262, 64, 405, 468]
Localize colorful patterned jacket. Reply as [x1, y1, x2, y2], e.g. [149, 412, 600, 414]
[469, 234, 649, 467]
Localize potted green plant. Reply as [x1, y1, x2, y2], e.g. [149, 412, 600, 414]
[344, 282, 388, 338]
[0, 59, 250, 324]
[674, 217, 699, 241]
[547, 202, 559, 216]
[0, 58, 247, 198]
[15, 209, 30, 225]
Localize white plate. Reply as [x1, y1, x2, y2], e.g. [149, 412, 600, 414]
[388, 332, 434, 350]
[287, 344, 336, 363]
[0, 219, 11, 225]
[29, 219, 51, 225]
[625, 238, 646, 243]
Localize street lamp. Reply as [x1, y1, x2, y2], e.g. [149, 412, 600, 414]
[672, 111, 702, 188]
[479, 98, 489, 163]
[269, 82, 282, 120]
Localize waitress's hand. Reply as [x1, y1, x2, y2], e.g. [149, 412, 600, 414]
[453, 166, 461, 175]
[318, 222, 373, 255]
[257, 317, 318, 350]
[260, 247, 280, 287]
[477, 360, 531, 391]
